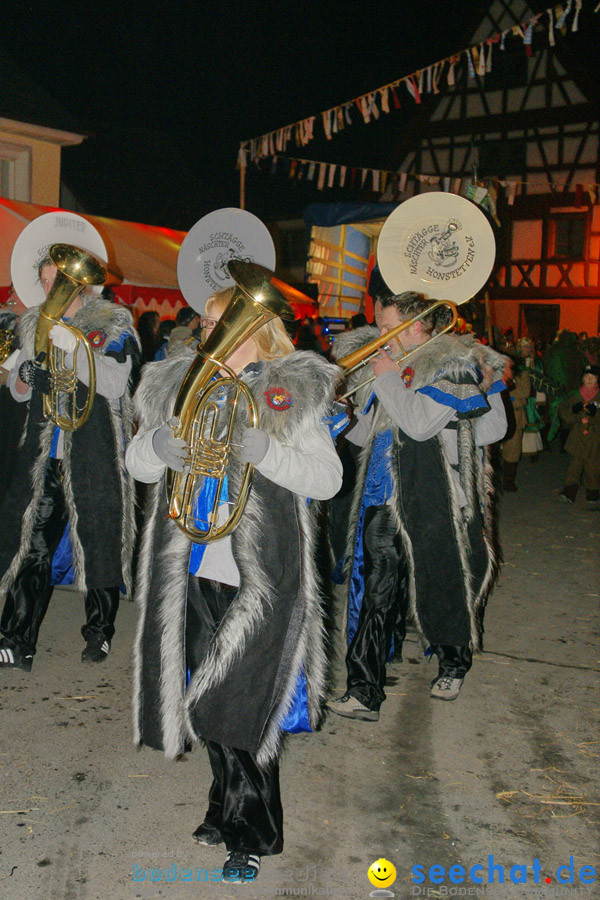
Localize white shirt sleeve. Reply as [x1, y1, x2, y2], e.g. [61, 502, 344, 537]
[125, 428, 166, 483]
[373, 370, 455, 440]
[475, 390, 508, 446]
[72, 344, 132, 400]
[255, 424, 342, 500]
[127, 421, 344, 499]
[344, 407, 375, 447]
[8, 350, 31, 403]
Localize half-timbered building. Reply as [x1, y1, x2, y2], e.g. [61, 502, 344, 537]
[389, 0, 600, 342]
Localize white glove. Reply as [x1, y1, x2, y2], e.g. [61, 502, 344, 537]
[241, 428, 270, 464]
[49, 323, 77, 354]
[152, 417, 189, 471]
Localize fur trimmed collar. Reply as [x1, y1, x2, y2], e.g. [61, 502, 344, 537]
[19, 297, 135, 359]
[332, 326, 506, 392]
[135, 349, 341, 437]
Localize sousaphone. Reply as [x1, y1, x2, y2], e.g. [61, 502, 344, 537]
[337, 193, 496, 397]
[10, 212, 109, 429]
[169, 209, 293, 542]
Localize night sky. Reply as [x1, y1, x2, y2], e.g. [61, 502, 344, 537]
[2, 0, 591, 229]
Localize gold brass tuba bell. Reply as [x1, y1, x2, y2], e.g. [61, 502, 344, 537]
[34, 244, 107, 431]
[167, 259, 292, 542]
[0, 329, 15, 366]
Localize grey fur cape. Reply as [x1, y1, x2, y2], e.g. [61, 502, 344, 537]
[333, 328, 507, 651]
[132, 348, 338, 766]
[0, 298, 138, 596]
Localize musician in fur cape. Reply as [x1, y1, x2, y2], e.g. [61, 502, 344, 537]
[126, 287, 342, 884]
[0, 257, 140, 672]
[326, 291, 508, 720]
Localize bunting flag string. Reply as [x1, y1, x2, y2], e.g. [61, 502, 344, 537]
[260, 154, 600, 210]
[238, 0, 596, 168]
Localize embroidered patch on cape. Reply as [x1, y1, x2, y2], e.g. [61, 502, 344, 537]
[401, 366, 414, 388]
[88, 329, 107, 348]
[264, 387, 293, 410]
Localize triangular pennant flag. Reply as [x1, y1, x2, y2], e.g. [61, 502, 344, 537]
[317, 163, 327, 189]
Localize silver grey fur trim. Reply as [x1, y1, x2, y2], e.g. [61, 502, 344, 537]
[132, 349, 336, 764]
[18, 297, 136, 360]
[332, 327, 507, 389]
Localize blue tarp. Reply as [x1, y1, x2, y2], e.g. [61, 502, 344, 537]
[303, 202, 399, 228]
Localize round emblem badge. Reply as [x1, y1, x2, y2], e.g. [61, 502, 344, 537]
[264, 387, 293, 411]
[401, 366, 414, 388]
[88, 329, 107, 348]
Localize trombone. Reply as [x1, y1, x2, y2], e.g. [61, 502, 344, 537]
[336, 300, 458, 401]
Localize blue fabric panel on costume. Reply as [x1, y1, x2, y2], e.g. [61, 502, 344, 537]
[105, 331, 129, 354]
[50, 523, 74, 585]
[50, 426, 61, 459]
[281, 669, 312, 733]
[364, 430, 393, 506]
[189, 476, 228, 574]
[363, 392, 377, 415]
[416, 385, 490, 414]
[348, 504, 367, 644]
[347, 429, 393, 644]
[487, 379, 506, 396]
[326, 410, 350, 440]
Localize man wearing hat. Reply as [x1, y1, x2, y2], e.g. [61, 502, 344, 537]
[558, 364, 600, 509]
[0, 213, 140, 671]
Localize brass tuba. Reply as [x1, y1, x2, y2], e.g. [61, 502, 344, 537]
[0, 329, 15, 365]
[35, 244, 106, 430]
[167, 259, 292, 542]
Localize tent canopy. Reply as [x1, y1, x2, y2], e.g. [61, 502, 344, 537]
[0, 199, 318, 316]
[0, 198, 185, 289]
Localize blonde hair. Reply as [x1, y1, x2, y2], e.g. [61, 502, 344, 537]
[205, 288, 294, 361]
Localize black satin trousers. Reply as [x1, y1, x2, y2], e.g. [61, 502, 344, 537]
[187, 577, 284, 856]
[0, 459, 120, 656]
[345, 505, 473, 710]
[346, 504, 409, 711]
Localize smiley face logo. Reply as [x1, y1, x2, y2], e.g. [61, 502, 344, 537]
[367, 858, 396, 888]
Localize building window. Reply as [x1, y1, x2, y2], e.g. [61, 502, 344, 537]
[0, 158, 14, 197]
[0, 143, 31, 201]
[549, 215, 586, 259]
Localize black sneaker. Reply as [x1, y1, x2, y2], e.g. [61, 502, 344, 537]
[0, 646, 33, 672]
[81, 639, 110, 663]
[192, 823, 223, 846]
[222, 851, 260, 884]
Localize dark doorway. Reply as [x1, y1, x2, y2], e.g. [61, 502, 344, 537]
[519, 304, 560, 346]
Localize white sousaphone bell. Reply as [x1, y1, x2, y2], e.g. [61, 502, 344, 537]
[9, 211, 109, 430]
[337, 193, 497, 399]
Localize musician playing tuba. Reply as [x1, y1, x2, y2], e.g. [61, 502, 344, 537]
[325, 290, 509, 720]
[0, 213, 140, 672]
[125, 284, 342, 885]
